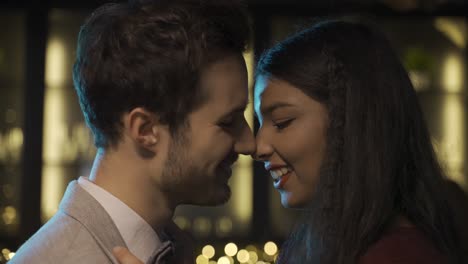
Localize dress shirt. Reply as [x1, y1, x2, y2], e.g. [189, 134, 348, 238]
[78, 176, 161, 263]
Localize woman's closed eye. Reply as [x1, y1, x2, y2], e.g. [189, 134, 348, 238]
[273, 119, 294, 130]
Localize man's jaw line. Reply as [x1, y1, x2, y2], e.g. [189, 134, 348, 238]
[89, 148, 176, 234]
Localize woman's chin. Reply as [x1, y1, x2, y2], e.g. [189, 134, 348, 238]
[281, 194, 306, 209]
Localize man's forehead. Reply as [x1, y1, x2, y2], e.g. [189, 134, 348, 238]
[195, 86, 248, 118]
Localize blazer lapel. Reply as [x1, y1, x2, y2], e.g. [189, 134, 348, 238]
[59, 180, 127, 263]
[146, 240, 174, 264]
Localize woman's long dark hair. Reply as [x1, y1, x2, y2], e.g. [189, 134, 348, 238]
[256, 20, 462, 263]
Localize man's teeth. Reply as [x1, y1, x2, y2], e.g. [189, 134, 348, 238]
[270, 167, 291, 181]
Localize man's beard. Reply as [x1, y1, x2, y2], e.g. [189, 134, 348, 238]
[160, 129, 231, 206]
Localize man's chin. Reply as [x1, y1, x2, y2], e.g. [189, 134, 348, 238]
[197, 185, 231, 206]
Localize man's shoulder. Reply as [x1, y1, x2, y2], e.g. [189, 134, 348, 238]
[10, 211, 108, 263]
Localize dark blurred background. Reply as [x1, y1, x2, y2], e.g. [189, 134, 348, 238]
[0, 0, 467, 263]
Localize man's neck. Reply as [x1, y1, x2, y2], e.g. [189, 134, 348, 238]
[88, 148, 174, 234]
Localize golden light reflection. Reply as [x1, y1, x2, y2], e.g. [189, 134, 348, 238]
[262, 251, 274, 262]
[217, 256, 230, 264]
[243, 48, 255, 129]
[174, 216, 191, 230]
[245, 245, 257, 252]
[442, 53, 464, 93]
[198, 244, 277, 263]
[196, 255, 209, 264]
[441, 95, 466, 188]
[230, 153, 253, 230]
[42, 36, 70, 223]
[225, 49, 254, 233]
[2, 206, 17, 225]
[224, 243, 238, 257]
[43, 86, 67, 164]
[193, 217, 212, 236]
[216, 216, 233, 236]
[434, 18, 466, 49]
[46, 38, 66, 88]
[249, 251, 259, 263]
[8, 128, 23, 162]
[2, 248, 15, 261]
[408, 71, 430, 92]
[41, 166, 65, 221]
[237, 249, 250, 263]
[0, 128, 24, 163]
[0, 134, 3, 161]
[202, 245, 215, 259]
[264, 242, 278, 256]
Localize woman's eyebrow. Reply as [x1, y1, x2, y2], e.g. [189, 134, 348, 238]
[261, 102, 295, 115]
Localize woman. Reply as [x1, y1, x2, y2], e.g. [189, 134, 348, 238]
[253, 20, 463, 263]
[115, 20, 463, 264]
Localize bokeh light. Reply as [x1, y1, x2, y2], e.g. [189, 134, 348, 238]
[217, 256, 230, 264]
[237, 249, 250, 263]
[264, 241, 278, 256]
[202, 245, 216, 259]
[224, 242, 238, 257]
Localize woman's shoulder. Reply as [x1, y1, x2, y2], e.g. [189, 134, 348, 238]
[359, 227, 448, 264]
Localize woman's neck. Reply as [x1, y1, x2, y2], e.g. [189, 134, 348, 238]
[393, 214, 415, 228]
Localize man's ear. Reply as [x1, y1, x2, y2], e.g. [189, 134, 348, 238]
[123, 107, 162, 156]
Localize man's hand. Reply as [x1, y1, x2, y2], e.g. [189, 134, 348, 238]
[113, 247, 143, 264]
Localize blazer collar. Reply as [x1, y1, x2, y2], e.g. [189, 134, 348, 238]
[59, 180, 127, 263]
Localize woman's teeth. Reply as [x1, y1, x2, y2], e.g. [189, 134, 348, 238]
[270, 167, 291, 182]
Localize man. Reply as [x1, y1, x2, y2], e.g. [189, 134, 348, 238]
[11, 0, 255, 263]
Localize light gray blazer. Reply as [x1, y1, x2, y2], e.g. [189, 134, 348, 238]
[10, 181, 173, 264]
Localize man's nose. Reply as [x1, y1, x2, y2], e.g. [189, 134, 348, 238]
[234, 120, 256, 155]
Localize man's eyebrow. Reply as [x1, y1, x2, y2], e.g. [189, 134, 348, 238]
[220, 102, 249, 119]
